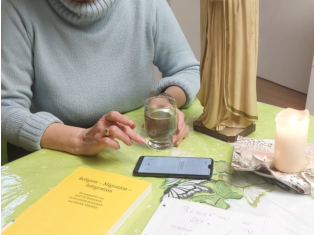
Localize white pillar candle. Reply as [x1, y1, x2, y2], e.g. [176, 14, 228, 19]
[274, 108, 310, 173]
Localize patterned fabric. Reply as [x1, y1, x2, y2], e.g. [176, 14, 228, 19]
[232, 136, 314, 195]
[1, 101, 314, 234]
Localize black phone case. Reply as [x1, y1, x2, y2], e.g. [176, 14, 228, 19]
[133, 156, 214, 179]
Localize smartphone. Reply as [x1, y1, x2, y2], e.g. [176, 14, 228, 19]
[133, 156, 214, 179]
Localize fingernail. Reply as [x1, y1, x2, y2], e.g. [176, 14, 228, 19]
[172, 137, 176, 143]
[141, 138, 146, 144]
[129, 120, 134, 126]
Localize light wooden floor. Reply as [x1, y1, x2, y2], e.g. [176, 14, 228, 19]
[256, 77, 307, 110]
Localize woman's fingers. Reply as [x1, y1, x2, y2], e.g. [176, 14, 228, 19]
[101, 125, 133, 146]
[78, 111, 141, 155]
[116, 123, 146, 145]
[100, 137, 120, 150]
[173, 124, 189, 147]
[172, 109, 189, 146]
[104, 111, 136, 129]
[176, 109, 185, 131]
[101, 124, 146, 146]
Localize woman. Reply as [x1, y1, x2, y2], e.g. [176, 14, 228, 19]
[1, 0, 200, 159]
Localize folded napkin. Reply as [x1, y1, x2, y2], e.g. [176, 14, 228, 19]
[231, 136, 314, 195]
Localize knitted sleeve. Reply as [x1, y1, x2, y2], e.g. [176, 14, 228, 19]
[1, 1, 62, 151]
[153, 0, 200, 108]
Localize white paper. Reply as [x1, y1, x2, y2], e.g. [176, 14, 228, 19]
[141, 198, 283, 235]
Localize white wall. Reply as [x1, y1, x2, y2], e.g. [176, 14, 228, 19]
[169, 0, 201, 61]
[305, 55, 314, 114]
[258, 0, 314, 94]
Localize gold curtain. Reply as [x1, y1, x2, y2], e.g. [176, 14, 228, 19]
[198, 0, 259, 129]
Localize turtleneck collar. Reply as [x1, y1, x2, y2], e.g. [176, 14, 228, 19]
[48, 0, 117, 25]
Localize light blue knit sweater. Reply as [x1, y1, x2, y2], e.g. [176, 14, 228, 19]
[1, 0, 200, 151]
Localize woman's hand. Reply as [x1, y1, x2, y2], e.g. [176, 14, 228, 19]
[77, 111, 146, 156]
[171, 109, 189, 147]
[146, 96, 190, 147]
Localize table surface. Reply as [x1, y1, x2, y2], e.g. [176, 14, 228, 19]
[2, 100, 314, 235]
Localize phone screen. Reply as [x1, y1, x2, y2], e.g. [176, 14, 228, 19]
[138, 156, 212, 176]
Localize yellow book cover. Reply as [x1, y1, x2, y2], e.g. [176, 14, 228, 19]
[2, 167, 152, 235]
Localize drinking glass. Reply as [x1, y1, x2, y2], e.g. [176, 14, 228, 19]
[144, 96, 177, 149]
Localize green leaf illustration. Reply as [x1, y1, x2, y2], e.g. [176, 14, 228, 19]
[160, 179, 169, 189]
[190, 194, 220, 205]
[189, 194, 230, 210]
[222, 173, 274, 208]
[189, 181, 243, 210]
[214, 180, 242, 200]
[214, 160, 232, 174]
[229, 192, 243, 199]
[215, 198, 230, 209]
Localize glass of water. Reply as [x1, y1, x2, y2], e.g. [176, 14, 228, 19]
[144, 96, 177, 150]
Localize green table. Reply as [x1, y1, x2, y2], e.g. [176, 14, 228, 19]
[2, 100, 314, 234]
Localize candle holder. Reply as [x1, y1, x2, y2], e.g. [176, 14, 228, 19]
[252, 151, 273, 168]
[241, 150, 273, 168]
[274, 108, 310, 173]
[231, 136, 314, 195]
